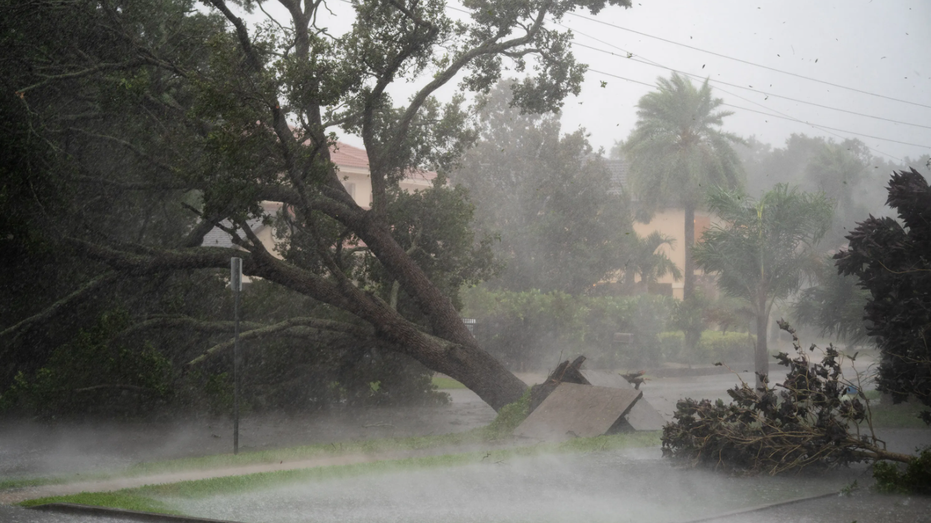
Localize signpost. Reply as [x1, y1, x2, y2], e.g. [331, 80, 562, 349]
[230, 257, 242, 455]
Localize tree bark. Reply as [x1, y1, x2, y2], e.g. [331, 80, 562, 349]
[755, 294, 769, 389]
[71, 239, 528, 411]
[683, 203, 695, 301]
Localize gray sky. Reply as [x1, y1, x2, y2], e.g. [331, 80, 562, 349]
[253, 0, 931, 164]
[560, 0, 931, 163]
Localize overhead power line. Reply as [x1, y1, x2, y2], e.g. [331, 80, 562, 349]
[586, 68, 916, 162]
[569, 41, 931, 132]
[719, 103, 927, 149]
[567, 12, 931, 111]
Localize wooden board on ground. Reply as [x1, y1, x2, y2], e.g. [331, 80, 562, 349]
[514, 383, 642, 442]
[579, 369, 629, 389]
[617, 397, 667, 431]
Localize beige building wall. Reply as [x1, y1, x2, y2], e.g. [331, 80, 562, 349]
[632, 208, 714, 300]
[336, 165, 374, 208]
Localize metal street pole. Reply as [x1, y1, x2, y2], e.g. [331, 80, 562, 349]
[230, 257, 242, 455]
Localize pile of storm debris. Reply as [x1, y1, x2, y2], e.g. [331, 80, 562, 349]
[514, 356, 665, 442]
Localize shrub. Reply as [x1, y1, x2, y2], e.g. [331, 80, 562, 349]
[873, 448, 931, 495]
[659, 330, 755, 364]
[461, 287, 675, 369]
[0, 310, 173, 418]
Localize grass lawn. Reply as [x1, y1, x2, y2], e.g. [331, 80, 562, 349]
[431, 375, 466, 389]
[19, 432, 661, 515]
[0, 425, 495, 492]
[20, 492, 181, 515]
[867, 399, 929, 429]
[3, 386, 521, 492]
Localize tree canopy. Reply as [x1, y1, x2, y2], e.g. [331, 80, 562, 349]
[0, 0, 633, 412]
[449, 81, 631, 294]
[835, 168, 931, 423]
[791, 255, 870, 347]
[694, 184, 833, 386]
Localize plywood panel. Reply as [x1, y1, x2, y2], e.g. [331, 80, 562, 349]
[578, 369, 666, 431]
[514, 383, 642, 442]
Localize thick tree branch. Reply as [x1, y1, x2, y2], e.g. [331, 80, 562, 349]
[188, 315, 374, 364]
[17, 58, 148, 95]
[64, 127, 178, 175]
[71, 175, 190, 192]
[385, 0, 437, 29]
[206, 0, 263, 72]
[73, 384, 159, 394]
[391, 1, 553, 152]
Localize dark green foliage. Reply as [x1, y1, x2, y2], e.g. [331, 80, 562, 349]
[2, 0, 638, 413]
[873, 448, 931, 495]
[0, 311, 174, 417]
[375, 180, 499, 312]
[191, 281, 450, 413]
[662, 321, 910, 474]
[835, 169, 931, 423]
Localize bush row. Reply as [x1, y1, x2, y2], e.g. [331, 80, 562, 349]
[658, 330, 756, 365]
[461, 287, 756, 370]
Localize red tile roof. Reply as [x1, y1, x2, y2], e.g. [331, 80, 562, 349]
[329, 142, 436, 181]
[329, 142, 369, 169]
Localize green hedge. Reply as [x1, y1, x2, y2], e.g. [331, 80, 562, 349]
[659, 330, 755, 365]
[461, 288, 675, 370]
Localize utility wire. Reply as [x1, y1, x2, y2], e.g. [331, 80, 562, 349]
[587, 67, 908, 162]
[568, 40, 931, 132]
[720, 103, 925, 149]
[302, 1, 924, 158]
[566, 12, 931, 111]
[556, 22, 924, 158]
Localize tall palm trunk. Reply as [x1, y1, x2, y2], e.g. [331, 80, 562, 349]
[684, 203, 695, 301]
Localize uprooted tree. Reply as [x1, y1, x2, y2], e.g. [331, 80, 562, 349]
[0, 0, 633, 411]
[662, 321, 915, 475]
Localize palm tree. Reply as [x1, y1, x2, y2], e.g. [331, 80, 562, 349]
[622, 73, 744, 301]
[622, 231, 682, 292]
[694, 184, 833, 387]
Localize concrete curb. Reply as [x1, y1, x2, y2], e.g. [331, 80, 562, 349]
[28, 503, 245, 523]
[678, 491, 839, 522]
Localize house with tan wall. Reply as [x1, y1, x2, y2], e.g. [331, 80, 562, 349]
[631, 209, 713, 300]
[606, 159, 716, 300]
